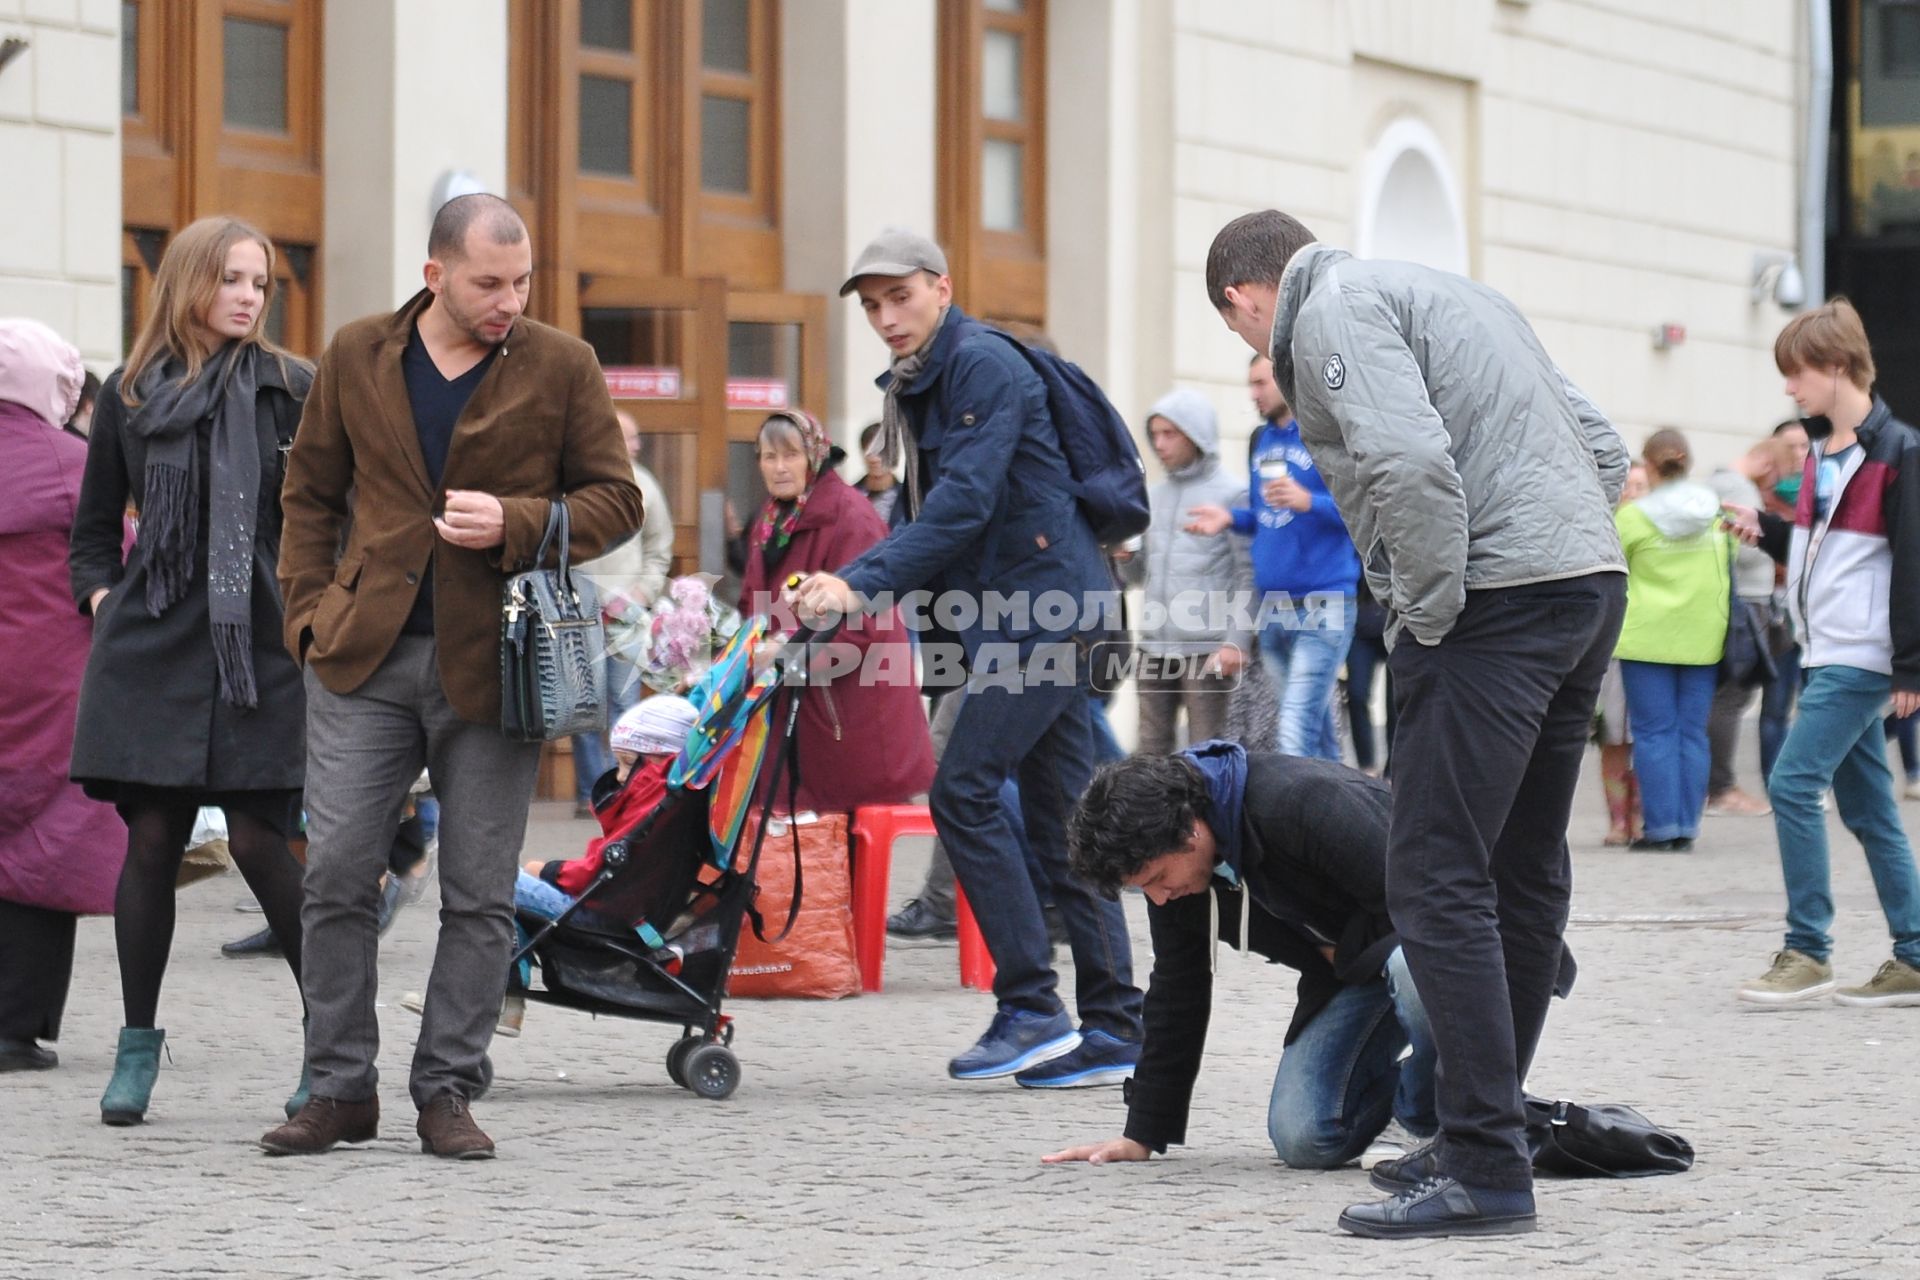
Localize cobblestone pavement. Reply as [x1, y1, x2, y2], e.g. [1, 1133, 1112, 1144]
[5, 751, 1919, 1279]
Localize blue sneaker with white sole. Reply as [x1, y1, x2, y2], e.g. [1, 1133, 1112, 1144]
[1013, 1029, 1139, 1088]
[948, 1009, 1080, 1080]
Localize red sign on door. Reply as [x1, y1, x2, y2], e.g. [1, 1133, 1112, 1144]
[725, 378, 790, 411]
[603, 366, 682, 399]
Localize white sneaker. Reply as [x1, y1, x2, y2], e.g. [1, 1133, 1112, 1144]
[396, 990, 524, 1037]
[1360, 1119, 1427, 1170]
[1904, 779, 1920, 802]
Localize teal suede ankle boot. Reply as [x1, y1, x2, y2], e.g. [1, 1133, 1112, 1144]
[100, 1027, 165, 1126]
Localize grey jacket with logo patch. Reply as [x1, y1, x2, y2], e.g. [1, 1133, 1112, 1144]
[1270, 245, 1629, 647]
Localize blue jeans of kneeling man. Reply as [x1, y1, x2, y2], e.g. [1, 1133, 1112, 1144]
[1267, 946, 1438, 1168]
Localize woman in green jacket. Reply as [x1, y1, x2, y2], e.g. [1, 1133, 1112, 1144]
[1614, 429, 1733, 851]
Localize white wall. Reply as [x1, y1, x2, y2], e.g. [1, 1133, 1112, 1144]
[0, 0, 122, 371]
[1159, 0, 1805, 470]
[322, 0, 509, 337]
[782, 0, 937, 454]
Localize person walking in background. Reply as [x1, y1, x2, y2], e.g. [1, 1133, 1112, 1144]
[1596, 462, 1652, 846]
[1758, 419, 1812, 788]
[1187, 354, 1358, 760]
[1705, 437, 1797, 818]
[737, 408, 934, 814]
[1135, 388, 1252, 754]
[570, 408, 675, 818]
[264, 195, 642, 1159]
[1344, 573, 1392, 776]
[859, 421, 901, 526]
[66, 218, 315, 1125]
[1614, 429, 1733, 852]
[1206, 208, 1627, 1238]
[0, 319, 128, 1074]
[1729, 299, 1920, 1009]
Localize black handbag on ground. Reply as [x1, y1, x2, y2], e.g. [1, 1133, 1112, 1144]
[500, 500, 608, 742]
[1524, 1095, 1696, 1178]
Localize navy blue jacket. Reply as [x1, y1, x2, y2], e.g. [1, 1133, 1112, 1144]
[839, 309, 1113, 657]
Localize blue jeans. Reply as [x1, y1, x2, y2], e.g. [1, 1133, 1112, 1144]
[1767, 664, 1920, 967]
[1619, 660, 1717, 841]
[1759, 644, 1801, 786]
[1258, 596, 1355, 760]
[1344, 633, 1393, 771]
[933, 644, 1143, 1039]
[1267, 947, 1438, 1168]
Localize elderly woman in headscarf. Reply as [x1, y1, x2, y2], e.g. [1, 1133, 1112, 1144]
[0, 318, 128, 1073]
[738, 410, 933, 813]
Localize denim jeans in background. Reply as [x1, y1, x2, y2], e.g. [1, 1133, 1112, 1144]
[1258, 595, 1355, 760]
[1267, 947, 1437, 1168]
[1619, 660, 1718, 841]
[932, 644, 1143, 1040]
[1767, 664, 1920, 968]
[1759, 644, 1801, 786]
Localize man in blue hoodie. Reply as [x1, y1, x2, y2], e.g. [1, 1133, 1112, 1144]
[1189, 354, 1359, 760]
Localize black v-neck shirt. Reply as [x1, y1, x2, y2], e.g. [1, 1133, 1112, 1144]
[401, 326, 498, 634]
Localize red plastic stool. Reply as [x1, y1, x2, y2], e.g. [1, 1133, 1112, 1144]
[849, 804, 995, 993]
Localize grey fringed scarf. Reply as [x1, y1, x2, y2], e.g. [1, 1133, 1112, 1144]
[126, 343, 310, 708]
[875, 306, 951, 522]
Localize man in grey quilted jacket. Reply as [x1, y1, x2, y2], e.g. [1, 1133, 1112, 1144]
[1205, 209, 1628, 1240]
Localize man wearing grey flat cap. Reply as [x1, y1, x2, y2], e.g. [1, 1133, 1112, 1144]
[789, 228, 1144, 1087]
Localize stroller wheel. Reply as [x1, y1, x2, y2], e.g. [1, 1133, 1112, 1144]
[683, 1044, 740, 1100]
[665, 1036, 698, 1087]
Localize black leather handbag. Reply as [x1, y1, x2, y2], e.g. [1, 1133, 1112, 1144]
[500, 501, 608, 742]
[1718, 541, 1777, 690]
[1525, 1096, 1696, 1178]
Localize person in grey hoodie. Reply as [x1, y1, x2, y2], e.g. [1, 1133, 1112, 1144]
[1205, 209, 1627, 1240]
[1133, 389, 1254, 754]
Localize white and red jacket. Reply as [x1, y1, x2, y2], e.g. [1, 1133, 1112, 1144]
[1761, 398, 1920, 691]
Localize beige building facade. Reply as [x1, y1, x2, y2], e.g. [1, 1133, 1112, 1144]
[8, 0, 1814, 494]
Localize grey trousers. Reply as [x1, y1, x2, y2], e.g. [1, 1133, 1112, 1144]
[1134, 662, 1232, 756]
[300, 637, 541, 1108]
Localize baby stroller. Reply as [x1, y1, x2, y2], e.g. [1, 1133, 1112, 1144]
[510, 617, 815, 1100]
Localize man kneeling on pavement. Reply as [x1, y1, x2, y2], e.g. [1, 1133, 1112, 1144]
[1044, 742, 1438, 1172]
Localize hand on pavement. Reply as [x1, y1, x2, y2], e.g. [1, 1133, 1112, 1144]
[1042, 1137, 1152, 1165]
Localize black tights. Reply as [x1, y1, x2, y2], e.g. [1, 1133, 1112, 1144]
[114, 801, 306, 1028]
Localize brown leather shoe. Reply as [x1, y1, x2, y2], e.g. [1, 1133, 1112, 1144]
[259, 1095, 379, 1156]
[416, 1094, 495, 1160]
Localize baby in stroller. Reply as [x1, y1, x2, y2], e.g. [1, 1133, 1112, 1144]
[504, 694, 700, 1032]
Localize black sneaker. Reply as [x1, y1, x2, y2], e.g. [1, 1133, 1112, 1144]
[1368, 1139, 1441, 1192]
[1338, 1175, 1536, 1239]
[887, 898, 957, 940]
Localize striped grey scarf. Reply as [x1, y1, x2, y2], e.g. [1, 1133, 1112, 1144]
[876, 306, 951, 521]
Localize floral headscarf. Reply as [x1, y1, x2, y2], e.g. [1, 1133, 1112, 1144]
[753, 409, 832, 572]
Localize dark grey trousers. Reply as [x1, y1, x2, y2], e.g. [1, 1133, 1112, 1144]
[299, 637, 541, 1108]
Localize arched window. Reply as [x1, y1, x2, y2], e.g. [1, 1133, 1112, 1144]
[1355, 117, 1469, 277]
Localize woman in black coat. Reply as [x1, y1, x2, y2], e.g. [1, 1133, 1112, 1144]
[68, 216, 312, 1127]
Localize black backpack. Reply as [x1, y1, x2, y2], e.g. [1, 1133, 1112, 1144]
[987, 329, 1151, 546]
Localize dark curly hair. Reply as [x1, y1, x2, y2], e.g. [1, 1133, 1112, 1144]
[1069, 754, 1213, 897]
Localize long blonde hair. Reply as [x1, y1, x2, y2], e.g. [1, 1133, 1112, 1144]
[120, 216, 296, 406]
